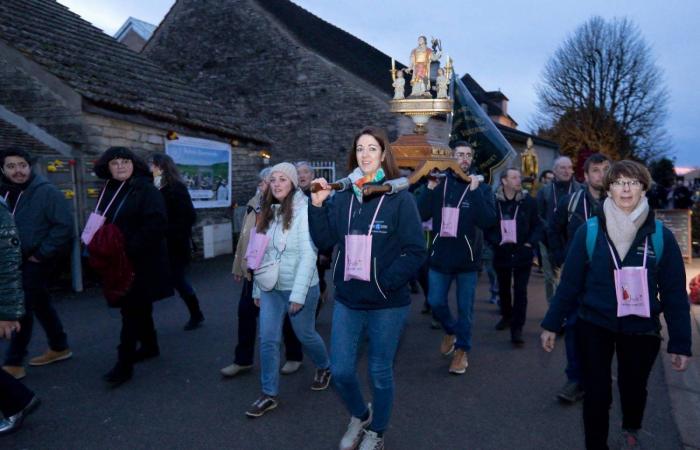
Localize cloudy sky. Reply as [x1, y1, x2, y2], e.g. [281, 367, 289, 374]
[58, 0, 700, 166]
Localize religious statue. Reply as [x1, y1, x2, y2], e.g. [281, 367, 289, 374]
[392, 69, 406, 100]
[434, 68, 448, 99]
[521, 137, 539, 180]
[408, 35, 441, 97]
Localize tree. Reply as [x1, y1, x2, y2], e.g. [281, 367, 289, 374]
[648, 157, 676, 188]
[535, 16, 669, 163]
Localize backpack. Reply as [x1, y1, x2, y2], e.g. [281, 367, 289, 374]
[585, 216, 664, 264]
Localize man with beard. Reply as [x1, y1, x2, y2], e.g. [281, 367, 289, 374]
[548, 152, 611, 403]
[0, 149, 74, 380]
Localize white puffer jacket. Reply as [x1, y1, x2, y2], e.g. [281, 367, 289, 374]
[252, 190, 319, 303]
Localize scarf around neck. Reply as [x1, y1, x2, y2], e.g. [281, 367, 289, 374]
[348, 167, 385, 202]
[603, 196, 650, 261]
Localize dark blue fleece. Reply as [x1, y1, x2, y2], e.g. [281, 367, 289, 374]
[308, 188, 426, 310]
[416, 173, 497, 273]
[542, 210, 692, 356]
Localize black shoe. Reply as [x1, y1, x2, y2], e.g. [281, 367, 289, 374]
[0, 395, 40, 436]
[409, 280, 420, 294]
[134, 347, 160, 363]
[421, 304, 431, 314]
[511, 328, 525, 346]
[556, 381, 584, 403]
[311, 368, 332, 391]
[184, 314, 205, 331]
[245, 394, 278, 418]
[103, 362, 133, 386]
[495, 317, 511, 330]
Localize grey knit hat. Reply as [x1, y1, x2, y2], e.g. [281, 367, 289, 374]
[269, 162, 299, 187]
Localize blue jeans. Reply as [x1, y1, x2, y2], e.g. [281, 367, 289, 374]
[565, 306, 581, 383]
[331, 301, 409, 434]
[428, 269, 477, 351]
[259, 284, 328, 396]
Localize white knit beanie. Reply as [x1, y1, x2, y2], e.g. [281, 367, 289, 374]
[269, 162, 299, 187]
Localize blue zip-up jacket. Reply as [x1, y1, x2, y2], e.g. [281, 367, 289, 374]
[486, 187, 542, 269]
[542, 209, 692, 356]
[416, 173, 497, 273]
[308, 187, 426, 310]
[548, 186, 606, 267]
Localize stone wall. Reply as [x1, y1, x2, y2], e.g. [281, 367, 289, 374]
[144, 0, 403, 181]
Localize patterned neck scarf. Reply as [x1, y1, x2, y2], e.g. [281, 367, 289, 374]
[350, 167, 385, 202]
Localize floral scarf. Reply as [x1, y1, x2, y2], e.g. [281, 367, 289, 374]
[349, 167, 385, 202]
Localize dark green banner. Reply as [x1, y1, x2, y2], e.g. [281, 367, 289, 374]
[449, 74, 515, 183]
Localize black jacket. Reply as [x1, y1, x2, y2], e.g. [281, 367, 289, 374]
[548, 187, 606, 267]
[309, 187, 426, 310]
[0, 173, 74, 262]
[542, 209, 692, 356]
[487, 187, 541, 268]
[536, 179, 581, 248]
[0, 198, 24, 320]
[416, 173, 497, 273]
[102, 176, 173, 303]
[159, 182, 196, 266]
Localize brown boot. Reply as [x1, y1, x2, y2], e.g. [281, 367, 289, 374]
[449, 349, 468, 375]
[28, 349, 72, 366]
[440, 334, 456, 356]
[2, 365, 26, 380]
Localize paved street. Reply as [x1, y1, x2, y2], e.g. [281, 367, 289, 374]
[1, 257, 685, 450]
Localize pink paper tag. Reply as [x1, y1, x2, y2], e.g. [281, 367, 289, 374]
[440, 207, 459, 237]
[500, 218, 517, 244]
[344, 234, 373, 281]
[81, 212, 106, 245]
[245, 228, 270, 270]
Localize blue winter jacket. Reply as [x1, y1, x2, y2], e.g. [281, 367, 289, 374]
[308, 187, 426, 310]
[541, 209, 692, 356]
[416, 173, 497, 273]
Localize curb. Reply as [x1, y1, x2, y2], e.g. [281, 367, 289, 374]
[661, 304, 700, 450]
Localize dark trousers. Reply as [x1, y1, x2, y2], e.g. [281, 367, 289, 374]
[118, 299, 158, 366]
[5, 261, 68, 366]
[234, 278, 302, 366]
[171, 263, 202, 319]
[495, 264, 532, 330]
[576, 319, 661, 450]
[0, 368, 34, 417]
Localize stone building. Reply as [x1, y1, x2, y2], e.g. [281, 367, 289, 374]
[144, 0, 558, 181]
[0, 0, 270, 271]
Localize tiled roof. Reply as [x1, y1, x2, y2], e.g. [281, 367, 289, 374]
[255, 0, 400, 96]
[0, 117, 61, 157]
[0, 0, 269, 143]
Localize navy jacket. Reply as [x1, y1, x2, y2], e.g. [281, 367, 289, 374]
[548, 187, 606, 267]
[416, 173, 496, 273]
[487, 187, 541, 268]
[0, 173, 74, 261]
[542, 209, 692, 356]
[536, 179, 581, 249]
[309, 187, 426, 310]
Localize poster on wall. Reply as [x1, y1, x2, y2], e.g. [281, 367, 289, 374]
[165, 135, 232, 209]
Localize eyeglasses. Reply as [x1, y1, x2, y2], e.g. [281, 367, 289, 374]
[455, 153, 474, 159]
[610, 180, 642, 189]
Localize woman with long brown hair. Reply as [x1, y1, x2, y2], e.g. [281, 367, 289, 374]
[149, 153, 204, 331]
[309, 126, 426, 450]
[244, 162, 330, 418]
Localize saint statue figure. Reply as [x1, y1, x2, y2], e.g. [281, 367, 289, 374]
[435, 68, 448, 98]
[521, 138, 539, 180]
[408, 35, 441, 97]
[392, 69, 406, 100]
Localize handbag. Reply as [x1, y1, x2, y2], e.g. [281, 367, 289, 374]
[253, 220, 288, 292]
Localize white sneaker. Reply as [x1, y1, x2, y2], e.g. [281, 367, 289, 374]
[280, 360, 302, 375]
[358, 430, 384, 450]
[339, 404, 372, 450]
[220, 363, 252, 377]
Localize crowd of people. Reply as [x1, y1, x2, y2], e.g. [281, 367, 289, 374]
[0, 129, 694, 449]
